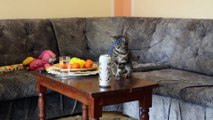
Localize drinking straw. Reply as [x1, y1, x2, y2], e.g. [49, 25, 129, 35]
[108, 37, 122, 56]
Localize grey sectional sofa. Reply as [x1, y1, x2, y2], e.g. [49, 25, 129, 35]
[0, 17, 213, 120]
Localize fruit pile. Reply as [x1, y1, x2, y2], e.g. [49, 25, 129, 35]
[70, 57, 93, 69]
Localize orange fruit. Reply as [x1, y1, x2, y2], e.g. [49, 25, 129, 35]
[61, 63, 69, 69]
[85, 59, 93, 65]
[84, 59, 93, 68]
[70, 63, 80, 69]
[85, 62, 93, 68]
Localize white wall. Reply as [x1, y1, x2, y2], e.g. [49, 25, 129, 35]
[1, 0, 212, 20]
[0, 0, 114, 19]
[132, 0, 213, 19]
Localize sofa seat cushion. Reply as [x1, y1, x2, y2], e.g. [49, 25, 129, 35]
[132, 62, 169, 72]
[0, 70, 36, 101]
[134, 69, 213, 108]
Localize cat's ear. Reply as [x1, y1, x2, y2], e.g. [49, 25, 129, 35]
[122, 37, 129, 44]
[124, 37, 129, 42]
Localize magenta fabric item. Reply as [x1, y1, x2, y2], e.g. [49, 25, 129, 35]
[29, 50, 56, 70]
[29, 59, 44, 70]
[39, 50, 56, 64]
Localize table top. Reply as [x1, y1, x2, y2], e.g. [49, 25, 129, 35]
[32, 71, 159, 97]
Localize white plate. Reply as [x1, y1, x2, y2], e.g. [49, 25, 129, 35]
[47, 67, 99, 77]
[69, 70, 99, 77]
[51, 63, 98, 72]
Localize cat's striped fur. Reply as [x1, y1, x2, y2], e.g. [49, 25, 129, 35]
[111, 36, 133, 80]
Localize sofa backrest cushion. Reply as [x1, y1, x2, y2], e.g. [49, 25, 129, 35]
[84, 17, 126, 60]
[51, 17, 146, 61]
[145, 18, 213, 75]
[0, 19, 59, 66]
[51, 17, 213, 76]
[50, 18, 89, 59]
[2, 17, 211, 75]
[78, 17, 213, 75]
[84, 17, 159, 61]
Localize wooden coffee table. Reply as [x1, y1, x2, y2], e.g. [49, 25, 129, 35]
[32, 71, 159, 120]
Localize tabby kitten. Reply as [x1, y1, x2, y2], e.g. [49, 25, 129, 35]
[111, 36, 133, 80]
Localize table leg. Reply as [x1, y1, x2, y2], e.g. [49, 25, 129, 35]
[89, 99, 102, 120]
[139, 90, 152, 120]
[36, 77, 47, 120]
[140, 106, 149, 120]
[82, 104, 88, 120]
[38, 92, 45, 120]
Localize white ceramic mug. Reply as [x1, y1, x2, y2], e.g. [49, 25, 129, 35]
[99, 54, 111, 87]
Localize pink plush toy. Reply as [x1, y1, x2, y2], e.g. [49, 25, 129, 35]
[29, 50, 56, 71]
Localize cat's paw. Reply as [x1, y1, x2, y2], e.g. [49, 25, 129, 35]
[125, 73, 132, 78]
[115, 75, 121, 80]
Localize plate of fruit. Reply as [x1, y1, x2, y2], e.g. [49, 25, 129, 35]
[51, 57, 98, 72]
